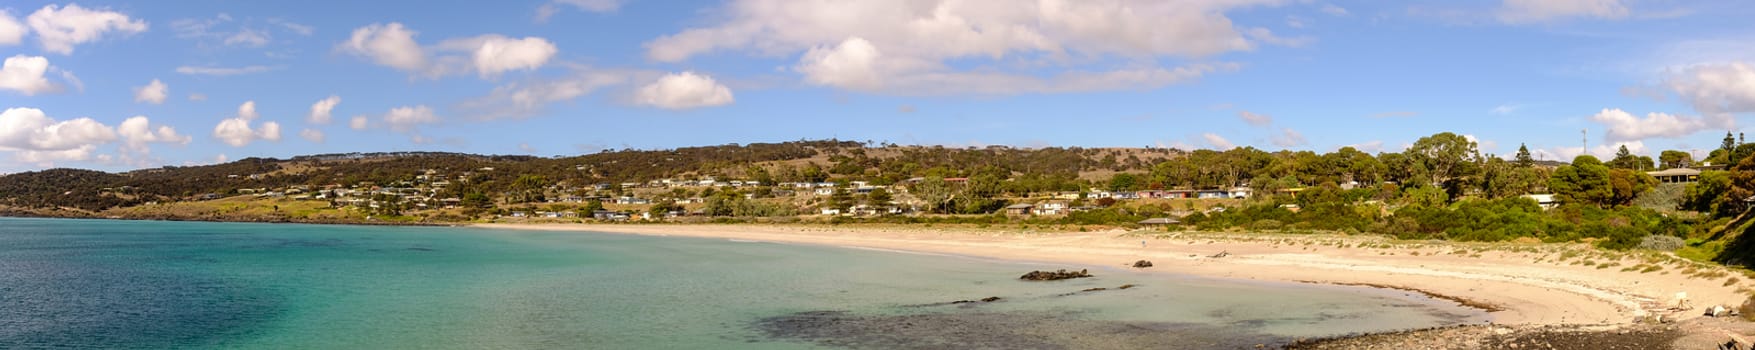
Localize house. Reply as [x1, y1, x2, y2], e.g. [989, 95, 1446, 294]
[1523, 194, 1559, 210]
[1647, 168, 1701, 184]
[1003, 203, 1034, 216]
[1229, 187, 1253, 199]
[1033, 201, 1069, 216]
[592, 210, 630, 221]
[820, 208, 843, 216]
[1138, 217, 1181, 226]
[813, 188, 835, 196]
[1196, 190, 1228, 199]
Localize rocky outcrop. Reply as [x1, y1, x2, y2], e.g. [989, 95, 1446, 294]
[1020, 269, 1091, 281]
[1132, 260, 1153, 268]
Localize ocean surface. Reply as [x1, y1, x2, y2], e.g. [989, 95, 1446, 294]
[0, 218, 1487, 349]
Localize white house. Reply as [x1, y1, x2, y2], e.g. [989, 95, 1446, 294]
[1522, 194, 1558, 210]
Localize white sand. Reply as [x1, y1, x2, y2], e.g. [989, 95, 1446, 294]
[473, 223, 1748, 326]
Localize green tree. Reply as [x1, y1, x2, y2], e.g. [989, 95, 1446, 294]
[1684, 171, 1733, 216]
[911, 177, 953, 213]
[1606, 145, 1653, 171]
[1549, 155, 1614, 207]
[1659, 150, 1693, 170]
[1406, 132, 1480, 186]
[1514, 144, 1535, 167]
[1108, 173, 1140, 192]
[866, 187, 892, 205]
[1606, 169, 1657, 206]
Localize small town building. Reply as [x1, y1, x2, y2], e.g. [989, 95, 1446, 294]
[1004, 203, 1034, 216]
[1647, 168, 1701, 184]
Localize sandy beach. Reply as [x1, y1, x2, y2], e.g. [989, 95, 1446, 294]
[473, 223, 1752, 327]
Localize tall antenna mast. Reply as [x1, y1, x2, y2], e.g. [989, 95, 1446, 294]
[1581, 129, 1587, 154]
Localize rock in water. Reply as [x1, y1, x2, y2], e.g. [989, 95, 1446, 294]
[1019, 269, 1092, 281]
[1132, 260, 1153, 268]
[980, 296, 1001, 302]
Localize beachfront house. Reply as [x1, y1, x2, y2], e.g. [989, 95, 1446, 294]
[1033, 201, 1069, 216]
[1647, 168, 1701, 184]
[1004, 203, 1034, 216]
[1523, 194, 1559, 210]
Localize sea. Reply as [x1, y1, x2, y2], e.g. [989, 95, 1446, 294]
[0, 217, 1487, 349]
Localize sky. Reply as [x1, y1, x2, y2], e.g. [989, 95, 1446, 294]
[2, 0, 1755, 173]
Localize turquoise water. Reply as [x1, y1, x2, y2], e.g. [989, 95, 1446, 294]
[0, 218, 1485, 349]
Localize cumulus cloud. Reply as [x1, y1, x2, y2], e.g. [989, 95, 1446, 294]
[1590, 108, 1711, 142]
[1237, 110, 1272, 126]
[435, 34, 557, 78]
[1343, 140, 1385, 154]
[25, 4, 149, 55]
[299, 128, 324, 143]
[0, 55, 65, 95]
[634, 71, 735, 110]
[381, 105, 439, 132]
[1665, 62, 1755, 121]
[339, 22, 557, 79]
[1497, 0, 1629, 24]
[0, 107, 118, 163]
[1202, 133, 1234, 150]
[349, 115, 368, 130]
[0, 10, 25, 46]
[1270, 128, 1306, 147]
[212, 101, 281, 147]
[116, 115, 190, 154]
[133, 79, 167, 104]
[1538, 140, 1646, 162]
[308, 95, 340, 124]
[647, 0, 1264, 95]
[175, 65, 278, 76]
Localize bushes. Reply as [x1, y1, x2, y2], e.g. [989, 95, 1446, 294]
[1637, 235, 1686, 251]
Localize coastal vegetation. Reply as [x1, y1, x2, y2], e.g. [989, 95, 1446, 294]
[6, 132, 1755, 265]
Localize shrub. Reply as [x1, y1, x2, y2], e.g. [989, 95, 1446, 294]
[1248, 219, 1283, 231]
[1636, 235, 1686, 251]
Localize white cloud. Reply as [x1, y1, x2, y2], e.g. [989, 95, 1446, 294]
[1320, 4, 1349, 16]
[1589, 108, 1711, 142]
[340, 22, 558, 79]
[0, 9, 25, 45]
[25, 4, 149, 55]
[1343, 140, 1384, 154]
[1237, 110, 1272, 126]
[349, 115, 368, 130]
[381, 105, 439, 132]
[1665, 62, 1755, 119]
[1539, 140, 1646, 161]
[518, 142, 536, 153]
[308, 95, 340, 124]
[212, 101, 280, 147]
[299, 128, 324, 143]
[0, 55, 63, 95]
[133, 79, 167, 104]
[1497, 0, 1629, 24]
[1489, 103, 1521, 115]
[172, 14, 313, 49]
[1462, 134, 1499, 153]
[459, 66, 640, 120]
[537, 0, 623, 22]
[1270, 128, 1306, 147]
[0, 107, 118, 163]
[1202, 133, 1234, 150]
[340, 22, 426, 71]
[188, 93, 207, 101]
[647, 0, 1265, 95]
[435, 34, 557, 78]
[116, 115, 190, 154]
[175, 65, 278, 76]
[634, 71, 735, 110]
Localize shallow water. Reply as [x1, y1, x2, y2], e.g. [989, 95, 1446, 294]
[0, 217, 1486, 349]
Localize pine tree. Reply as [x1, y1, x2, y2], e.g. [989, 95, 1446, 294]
[1725, 132, 1737, 151]
[1514, 144, 1534, 167]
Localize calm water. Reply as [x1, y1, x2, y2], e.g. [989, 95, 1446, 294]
[0, 218, 1486, 349]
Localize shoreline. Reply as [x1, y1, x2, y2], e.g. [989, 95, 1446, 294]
[471, 222, 1749, 328]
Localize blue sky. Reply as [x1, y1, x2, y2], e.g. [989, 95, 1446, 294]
[2, 0, 1754, 173]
